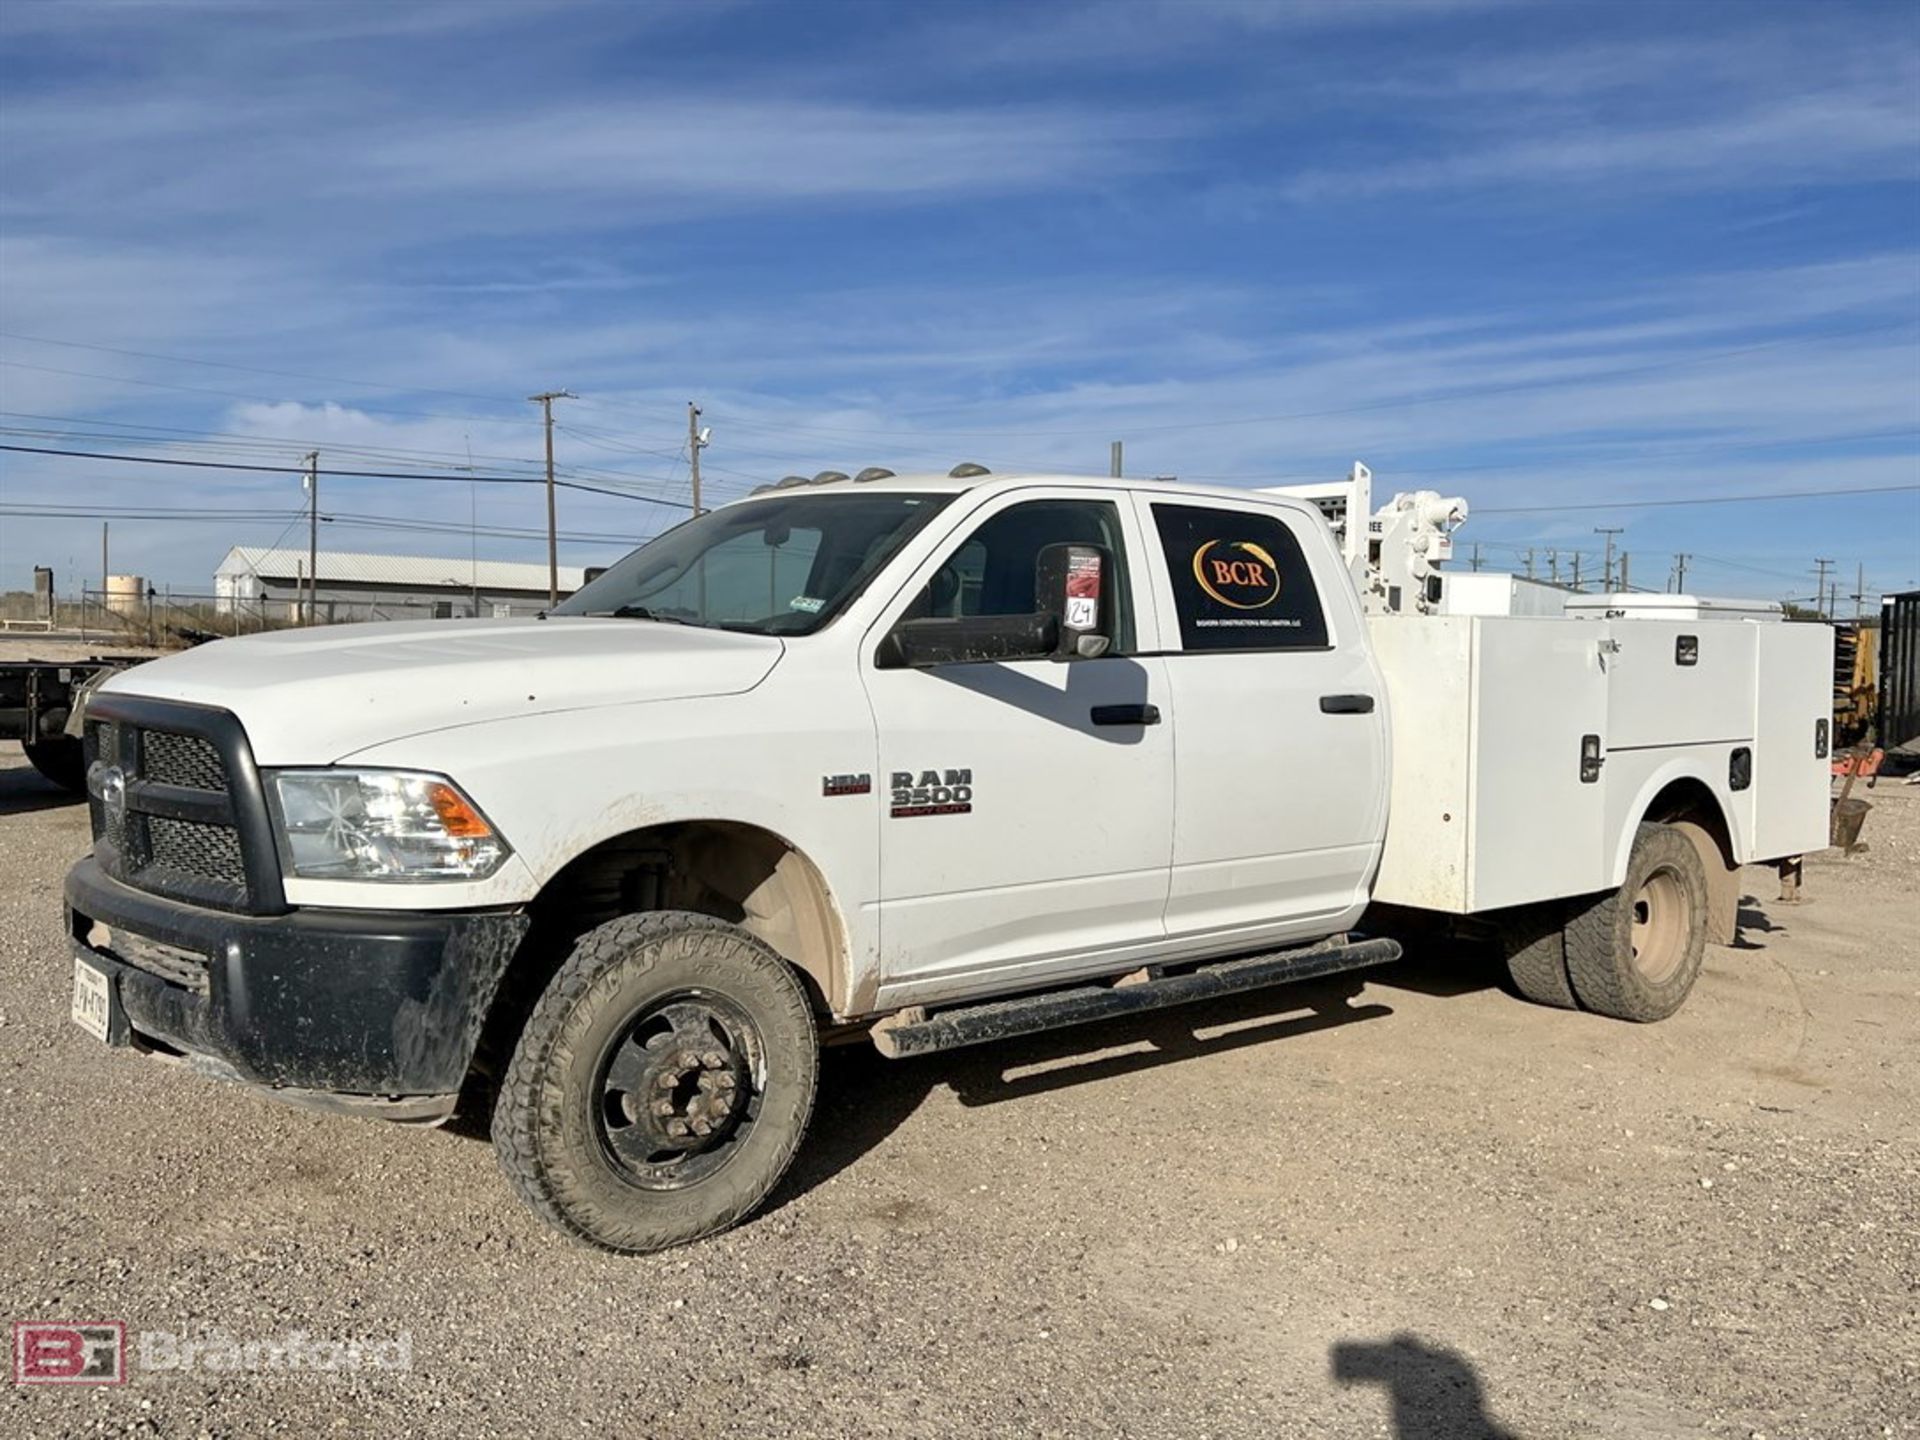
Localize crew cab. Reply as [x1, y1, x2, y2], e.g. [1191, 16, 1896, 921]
[62, 466, 1832, 1251]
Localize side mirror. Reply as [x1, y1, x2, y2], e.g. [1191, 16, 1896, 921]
[876, 613, 1059, 669]
[873, 541, 1116, 669]
[1035, 542, 1114, 659]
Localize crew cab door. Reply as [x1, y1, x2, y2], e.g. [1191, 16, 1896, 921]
[861, 490, 1174, 1005]
[1134, 496, 1388, 948]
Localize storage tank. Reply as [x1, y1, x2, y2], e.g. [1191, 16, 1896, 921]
[106, 574, 147, 618]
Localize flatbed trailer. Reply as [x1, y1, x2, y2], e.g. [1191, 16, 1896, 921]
[1, 656, 143, 792]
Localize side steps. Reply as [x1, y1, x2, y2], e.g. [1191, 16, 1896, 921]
[869, 934, 1402, 1059]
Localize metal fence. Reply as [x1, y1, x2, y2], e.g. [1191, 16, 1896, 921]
[0, 588, 453, 645]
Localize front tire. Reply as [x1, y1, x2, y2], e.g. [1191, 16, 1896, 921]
[1565, 824, 1707, 1022]
[492, 911, 818, 1253]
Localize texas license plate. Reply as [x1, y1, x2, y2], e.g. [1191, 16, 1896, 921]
[71, 957, 113, 1042]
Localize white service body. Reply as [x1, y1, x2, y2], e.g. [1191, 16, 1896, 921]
[1368, 613, 1830, 913]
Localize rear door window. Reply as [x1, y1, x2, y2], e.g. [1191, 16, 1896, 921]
[1151, 503, 1328, 651]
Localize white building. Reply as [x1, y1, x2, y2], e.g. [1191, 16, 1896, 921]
[214, 547, 590, 622]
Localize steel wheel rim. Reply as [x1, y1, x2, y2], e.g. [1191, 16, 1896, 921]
[1629, 866, 1689, 984]
[592, 989, 766, 1192]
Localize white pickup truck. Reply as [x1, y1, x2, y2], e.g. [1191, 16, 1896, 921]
[64, 465, 1832, 1251]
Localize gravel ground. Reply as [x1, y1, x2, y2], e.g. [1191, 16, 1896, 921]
[1, 743, 1914, 1439]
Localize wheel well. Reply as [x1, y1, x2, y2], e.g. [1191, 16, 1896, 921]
[1640, 777, 1740, 946]
[534, 821, 844, 1007]
[465, 822, 846, 1110]
[1642, 778, 1734, 866]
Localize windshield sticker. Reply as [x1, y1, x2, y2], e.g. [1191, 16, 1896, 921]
[789, 595, 825, 613]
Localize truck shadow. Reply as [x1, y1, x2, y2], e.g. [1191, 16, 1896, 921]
[1363, 944, 1508, 1000]
[771, 972, 1394, 1213]
[1731, 899, 1783, 950]
[0, 762, 82, 815]
[1330, 1333, 1519, 1439]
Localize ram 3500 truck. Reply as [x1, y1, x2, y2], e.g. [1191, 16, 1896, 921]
[63, 466, 1831, 1252]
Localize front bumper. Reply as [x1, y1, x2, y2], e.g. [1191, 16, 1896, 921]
[65, 855, 528, 1117]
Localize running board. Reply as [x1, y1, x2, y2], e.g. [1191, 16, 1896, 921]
[869, 935, 1403, 1060]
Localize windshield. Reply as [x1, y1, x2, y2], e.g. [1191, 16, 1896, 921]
[552, 490, 953, 635]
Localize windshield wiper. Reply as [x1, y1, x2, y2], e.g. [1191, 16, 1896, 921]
[601, 604, 704, 626]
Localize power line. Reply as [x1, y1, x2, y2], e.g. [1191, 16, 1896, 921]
[553, 422, 685, 461]
[0, 330, 525, 407]
[0, 443, 691, 506]
[0, 503, 649, 547]
[2, 505, 295, 520]
[1474, 483, 1920, 515]
[0, 418, 704, 498]
[0, 359, 542, 428]
[0, 412, 553, 470]
[1178, 425, 1920, 484]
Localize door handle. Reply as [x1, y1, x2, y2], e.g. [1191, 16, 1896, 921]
[1091, 703, 1161, 727]
[1319, 693, 1375, 715]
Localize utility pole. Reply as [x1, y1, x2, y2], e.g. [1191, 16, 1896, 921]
[1110, 441, 1123, 478]
[1547, 549, 1559, 585]
[1812, 558, 1834, 620]
[529, 390, 576, 606]
[1851, 562, 1865, 622]
[688, 401, 710, 515]
[1571, 553, 1584, 591]
[1523, 547, 1535, 580]
[1672, 553, 1690, 593]
[100, 521, 108, 611]
[1619, 552, 1630, 592]
[1470, 542, 1483, 572]
[1593, 527, 1623, 592]
[302, 451, 319, 626]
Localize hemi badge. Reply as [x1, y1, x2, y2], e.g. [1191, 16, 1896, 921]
[822, 773, 872, 797]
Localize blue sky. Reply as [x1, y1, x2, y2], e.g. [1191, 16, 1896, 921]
[1, 0, 1916, 605]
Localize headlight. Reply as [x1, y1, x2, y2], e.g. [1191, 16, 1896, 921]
[267, 770, 510, 881]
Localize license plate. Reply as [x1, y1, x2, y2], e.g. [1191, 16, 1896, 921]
[71, 957, 113, 1042]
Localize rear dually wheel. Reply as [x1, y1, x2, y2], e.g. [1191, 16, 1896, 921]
[1564, 823, 1708, 1022]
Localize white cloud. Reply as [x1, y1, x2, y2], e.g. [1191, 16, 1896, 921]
[3, 2, 1915, 596]
[1283, 84, 1920, 200]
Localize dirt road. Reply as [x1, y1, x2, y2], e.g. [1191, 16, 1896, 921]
[2, 747, 1914, 1438]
